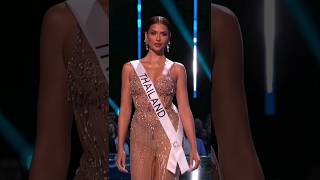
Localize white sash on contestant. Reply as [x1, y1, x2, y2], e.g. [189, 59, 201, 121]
[66, 0, 109, 84]
[130, 59, 190, 174]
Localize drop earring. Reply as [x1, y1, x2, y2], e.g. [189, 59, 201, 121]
[144, 39, 149, 51]
[166, 42, 171, 53]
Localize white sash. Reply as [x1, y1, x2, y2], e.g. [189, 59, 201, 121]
[130, 59, 189, 174]
[66, 0, 109, 84]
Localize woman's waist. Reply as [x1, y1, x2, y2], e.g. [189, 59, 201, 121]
[134, 104, 177, 113]
[133, 107, 178, 120]
[132, 109, 179, 128]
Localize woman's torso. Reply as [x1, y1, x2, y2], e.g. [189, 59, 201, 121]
[129, 62, 179, 142]
[63, 11, 109, 179]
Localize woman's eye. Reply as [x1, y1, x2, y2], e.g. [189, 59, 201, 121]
[161, 33, 167, 36]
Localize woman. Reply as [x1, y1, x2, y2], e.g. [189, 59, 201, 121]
[211, 3, 265, 180]
[116, 16, 200, 180]
[29, 0, 110, 179]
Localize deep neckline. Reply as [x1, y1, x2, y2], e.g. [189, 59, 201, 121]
[129, 59, 177, 87]
[139, 58, 168, 85]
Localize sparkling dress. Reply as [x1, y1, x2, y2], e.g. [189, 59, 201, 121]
[63, 26, 109, 180]
[129, 61, 181, 180]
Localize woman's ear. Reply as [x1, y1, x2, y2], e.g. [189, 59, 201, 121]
[144, 31, 148, 41]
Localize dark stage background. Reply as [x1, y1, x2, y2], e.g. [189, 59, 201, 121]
[0, 0, 319, 179]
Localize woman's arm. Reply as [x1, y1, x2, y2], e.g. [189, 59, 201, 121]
[117, 63, 132, 153]
[116, 62, 132, 173]
[174, 63, 200, 170]
[29, 4, 73, 180]
[211, 4, 265, 180]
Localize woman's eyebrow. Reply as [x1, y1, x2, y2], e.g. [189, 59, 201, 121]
[149, 29, 168, 33]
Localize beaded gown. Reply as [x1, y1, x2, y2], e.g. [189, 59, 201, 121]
[129, 61, 180, 180]
[63, 25, 109, 179]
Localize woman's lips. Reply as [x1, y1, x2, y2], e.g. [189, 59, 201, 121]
[154, 43, 162, 47]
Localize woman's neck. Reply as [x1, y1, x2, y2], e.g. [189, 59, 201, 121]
[144, 51, 166, 64]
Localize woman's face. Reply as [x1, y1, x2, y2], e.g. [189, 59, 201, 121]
[145, 23, 170, 54]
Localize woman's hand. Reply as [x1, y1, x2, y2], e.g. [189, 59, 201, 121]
[116, 149, 128, 173]
[189, 149, 200, 171]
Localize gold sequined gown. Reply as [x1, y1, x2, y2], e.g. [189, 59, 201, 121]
[63, 26, 109, 180]
[129, 62, 180, 180]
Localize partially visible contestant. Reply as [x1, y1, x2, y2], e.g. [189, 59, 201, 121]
[29, 0, 110, 179]
[211, 3, 265, 180]
[116, 16, 200, 180]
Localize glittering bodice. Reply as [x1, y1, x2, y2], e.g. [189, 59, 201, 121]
[131, 74, 175, 109]
[129, 66, 179, 130]
[63, 27, 109, 179]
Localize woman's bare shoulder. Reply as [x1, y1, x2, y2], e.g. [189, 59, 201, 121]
[172, 61, 185, 69]
[42, 2, 77, 33]
[211, 3, 237, 20]
[122, 61, 135, 75]
[170, 61, 186, 79]
[211, 3, 241, 49]
[211, 3, 240, 32]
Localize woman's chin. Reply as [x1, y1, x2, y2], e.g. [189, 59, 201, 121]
[150, 48, 164, 55]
